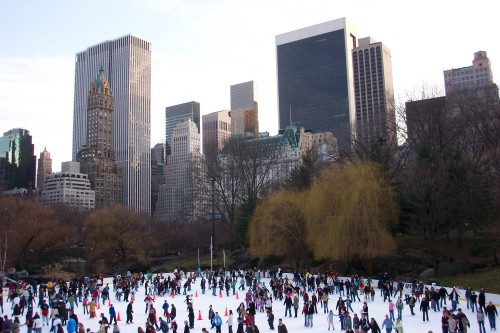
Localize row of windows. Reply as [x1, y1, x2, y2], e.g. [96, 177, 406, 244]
[446, 67, 488, 78]
[449, 78, 489, 87]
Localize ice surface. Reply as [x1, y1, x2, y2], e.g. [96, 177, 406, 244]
[9, 272, 499, 333]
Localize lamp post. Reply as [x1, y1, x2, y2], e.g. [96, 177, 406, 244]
[211, 177, 215, 249]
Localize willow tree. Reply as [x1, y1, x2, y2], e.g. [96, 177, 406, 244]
[249, 190, 309, 270]
[305, 162, 398, 273]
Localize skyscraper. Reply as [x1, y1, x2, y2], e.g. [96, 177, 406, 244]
[0, 128, 36, 190]
[276, 18, 358, 149]
[165, 102, 200, 158]
[73, 34, 151, 213]
[37, 147, 52, 189]
[444, 51, 495, 95]
[151, 141, 166, 214]
[352, 37, 395, 143]
[77, 68, 122, 209]
[229, 81, 259, 138]
[202, 110, 231, 166]
[155, 119, 202, 221]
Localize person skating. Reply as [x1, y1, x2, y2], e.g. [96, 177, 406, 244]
[277, 319, 287, 333]
[485, 301, 498, 331]
[394, 318, 404, 333]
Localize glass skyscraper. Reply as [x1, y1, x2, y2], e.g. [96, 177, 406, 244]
[0, 128, 36, 189]
[276, 18, 358, 149]
[72, 34, 151, 214]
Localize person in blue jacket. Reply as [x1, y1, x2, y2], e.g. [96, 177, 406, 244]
[213, 312, 223, 333]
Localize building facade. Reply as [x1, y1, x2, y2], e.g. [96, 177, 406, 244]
[151, 141, 166, 214]
[202, 110, 231, 167]
[229, 81, 259, 138]
[77, 68, 122, 209]
[352, 37, 395, 144]
[276, 18, 359, 149]
[165, 102, 200, 157]
[0, 128, 36, 190]
[155, 119, 202, 221]
[72, 34, 151, 214]
[41, 161, 95, 210]
[36, 147, 52, 190]
[444, 51, 494, 95]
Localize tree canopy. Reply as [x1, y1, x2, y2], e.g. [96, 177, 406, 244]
[249, 161, 398, 272]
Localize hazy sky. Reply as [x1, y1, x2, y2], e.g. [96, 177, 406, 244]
[1, 0, 499, 171]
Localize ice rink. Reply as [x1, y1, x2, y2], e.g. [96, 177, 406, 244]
[10, 272, 499, 333]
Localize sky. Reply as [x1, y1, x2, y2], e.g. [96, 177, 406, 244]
[6, 273, 500, 333]
[1, 0, 499, 171]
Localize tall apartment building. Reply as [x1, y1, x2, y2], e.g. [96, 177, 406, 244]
[41, 161, 95, 211]
[72, 34, 151, 214]
[77, 68, 122, 209]
[276, 18, 358, 149]
[202, 110, 231, 166]
[229, 81, 259, 138]
[36, 147, 52, 189]
[151, 141, 166, 214]
[155, 119, 202, 221]
[165, 102, 200, 157]
[444, 51, 494, 95]
[0, 128, 36, 190]
[352, 37, 395, 143]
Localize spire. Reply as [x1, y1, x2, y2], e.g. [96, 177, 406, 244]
[96, 65, 105, 92]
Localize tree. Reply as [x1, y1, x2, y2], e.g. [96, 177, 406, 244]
[0, 197, 73, 269]
[249, 190, 309, 270]
[193, 135, 283, 249]
[304, 162, 398, 273]
[84, 206, 149, 269]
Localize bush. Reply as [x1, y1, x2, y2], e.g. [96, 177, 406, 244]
[127, 261, 151, 273]
[42, 263, 75, 281]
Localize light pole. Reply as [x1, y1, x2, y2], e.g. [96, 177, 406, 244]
[211, 177, 215, 249]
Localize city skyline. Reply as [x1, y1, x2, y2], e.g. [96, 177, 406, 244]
[72, 35, 151, 214]
[1, 1, 499, 170]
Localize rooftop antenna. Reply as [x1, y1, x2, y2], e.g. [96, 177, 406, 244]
[289, 105, 292, 126]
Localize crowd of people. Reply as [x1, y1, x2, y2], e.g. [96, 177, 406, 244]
[0, 268, 498, 333]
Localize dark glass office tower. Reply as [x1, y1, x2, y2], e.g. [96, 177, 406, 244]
[0, 128, 36, 189]
[276, 18, 358, 149]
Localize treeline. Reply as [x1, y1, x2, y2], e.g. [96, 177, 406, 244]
[0, 87, 498, 274]
[0, 198, 233, 273]
[248, 87, 499, 273]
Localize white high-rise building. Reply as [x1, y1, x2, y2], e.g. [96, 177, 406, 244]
[41, 161, 95, 211]
[72, 34, 151, 214]
[155, 119, 202, 221]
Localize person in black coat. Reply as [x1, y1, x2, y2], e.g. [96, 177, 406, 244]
[420, 296, 430, 322]
[126, 301, 134, 324]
